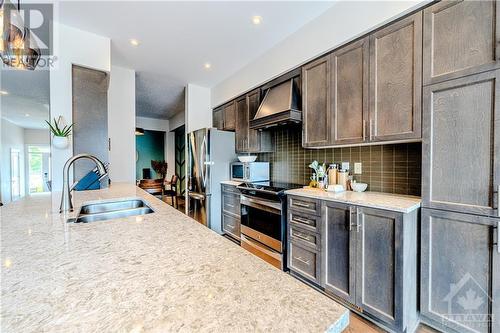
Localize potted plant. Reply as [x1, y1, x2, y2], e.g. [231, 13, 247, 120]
[151, 160, 168, 180]
[309, 160, 327, 189]
[46, 117, 74, 149]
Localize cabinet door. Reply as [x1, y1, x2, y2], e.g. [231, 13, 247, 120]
[322, 202, 356, 304]
[289, 240, 321, 285]
[421, 208, 500, 333]
[356, 207, 404, 329]
[423, 0, 500, 85]
[331, 37, 369, 145]
[222, 213, 241, 240]
[369, 12, 422, 142]
[235, 96, 248, 152]
[302, 55, 331, 147]
[223, 101, 235, 131]
[213, 107, 224, 130]
[422, 70, 500, 217]
[247, 89, 264, 153]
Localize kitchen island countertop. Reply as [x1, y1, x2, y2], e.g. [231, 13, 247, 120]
[1, 183, 348, 333]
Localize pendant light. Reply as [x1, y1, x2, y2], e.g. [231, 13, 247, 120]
[0, 0, 41, 70]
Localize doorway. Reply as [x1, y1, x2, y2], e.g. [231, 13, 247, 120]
[10, 149, 21, 201]
[136, 129, 166, 180]
[27, 145, 51, 193]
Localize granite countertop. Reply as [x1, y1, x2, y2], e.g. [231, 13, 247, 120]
[220, 180, 242, 186]
[1, 183, 348, 333]
[285, 188, 421, 213]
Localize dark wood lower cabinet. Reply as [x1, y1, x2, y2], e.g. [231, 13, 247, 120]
[322, 202, 356, 304]
[421, 208, 500, 333]
[356, 207, 417, 331]
[287, 196, 418, 332]
[221, 185, 241, 241]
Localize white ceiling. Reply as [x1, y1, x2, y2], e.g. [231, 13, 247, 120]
[58, 1, 336, 119]
[1, 69, 50, 129]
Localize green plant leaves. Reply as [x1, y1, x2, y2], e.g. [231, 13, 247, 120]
[46, 118, 74, 137]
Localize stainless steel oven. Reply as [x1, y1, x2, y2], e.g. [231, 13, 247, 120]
[237, 182, 303, 270]
[240, 194, 283, 269]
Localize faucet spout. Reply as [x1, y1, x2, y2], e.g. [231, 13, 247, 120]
[60, 154, 107, 213]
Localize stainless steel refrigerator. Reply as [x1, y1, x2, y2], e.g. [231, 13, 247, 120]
[187, 128, 236, 233]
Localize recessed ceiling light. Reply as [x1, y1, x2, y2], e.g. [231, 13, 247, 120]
[129, 39, 140, 46]
[252, 15, 263, 25]
[204, 63, 212, 70]
[0, 90, 8, 95]
[25, 113, 30, 117]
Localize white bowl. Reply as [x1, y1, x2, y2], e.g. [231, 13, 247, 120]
[351, 182, 368, 192]
[238, 155, 257, 163]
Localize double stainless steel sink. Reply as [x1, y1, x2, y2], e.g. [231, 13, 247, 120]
[67, 198, 154, 223]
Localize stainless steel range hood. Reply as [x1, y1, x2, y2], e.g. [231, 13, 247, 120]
[250, 79, 302, 130]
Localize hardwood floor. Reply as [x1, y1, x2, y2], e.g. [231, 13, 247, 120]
[346, 313, 440, 333]
[161, 195, 185, 213]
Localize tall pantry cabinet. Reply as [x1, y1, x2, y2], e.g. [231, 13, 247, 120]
[420, 1, 500, 333]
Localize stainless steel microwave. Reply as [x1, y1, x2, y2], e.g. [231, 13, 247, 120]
[230, 162, 270, 182]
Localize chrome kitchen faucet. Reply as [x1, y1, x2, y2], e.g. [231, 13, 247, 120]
[60, 154, 107, 213]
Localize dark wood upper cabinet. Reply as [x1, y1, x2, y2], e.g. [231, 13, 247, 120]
[213, 107, 224, 130]
[302, 55, 331, 147]
[369, 12, 422, 142]
[421, 208, 500, 333]
[246, 89, 262, 153]
[331, 37, 369, 145]
[235, 96, 248, 152]
[223, 101, 236, 131]
[422, 69, 500, 217]
[423, 0, 500, 85]
[233, 89, 273, 153]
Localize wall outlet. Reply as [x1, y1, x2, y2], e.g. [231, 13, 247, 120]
[341, 162, 350, 171]
[354, 162, 362, 174]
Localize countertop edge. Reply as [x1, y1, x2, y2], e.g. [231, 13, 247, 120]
[285, 189, 421, 214]
[220, 180, 243, 186]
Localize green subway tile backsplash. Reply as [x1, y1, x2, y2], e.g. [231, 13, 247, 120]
[257, 127, 422, 196]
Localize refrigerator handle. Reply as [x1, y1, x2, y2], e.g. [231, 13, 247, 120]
[201, 135, 208, 188]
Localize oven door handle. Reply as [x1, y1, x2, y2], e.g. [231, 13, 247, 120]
[240, 195, 282, 215]
[241, 234, 281, 258]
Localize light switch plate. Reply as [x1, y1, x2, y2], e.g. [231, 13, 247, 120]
[354, 162, 362, 174]
[341, 162, 350, 171]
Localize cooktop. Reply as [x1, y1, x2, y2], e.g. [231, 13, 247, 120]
[237, 181, 303, 194]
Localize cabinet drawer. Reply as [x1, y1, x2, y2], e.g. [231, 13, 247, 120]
[222, 184, 240, 194]
[222, 194, 240, 216]
[289, 225, 319, 250]
[222, 213, 240, 240]
[289, 211, 321, 232]
[288, 196, 321, 216]
[289, 242, 320, 284]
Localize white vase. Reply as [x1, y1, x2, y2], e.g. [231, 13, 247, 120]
[52, 136, 69, 149]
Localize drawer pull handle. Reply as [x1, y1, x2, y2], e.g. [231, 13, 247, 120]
[226, 204, 234, 208]
[293, 232, 313, 242]
[293, 216, 313, 225]
[294, 202, 312, 208]
[295, 256, 310, 265]
[226, 224, 235, 228]
[497, 185, 500, 217]
[497, 221, 500, 254]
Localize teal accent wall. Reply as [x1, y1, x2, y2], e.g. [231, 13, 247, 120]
[136, 130, 165, 180]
